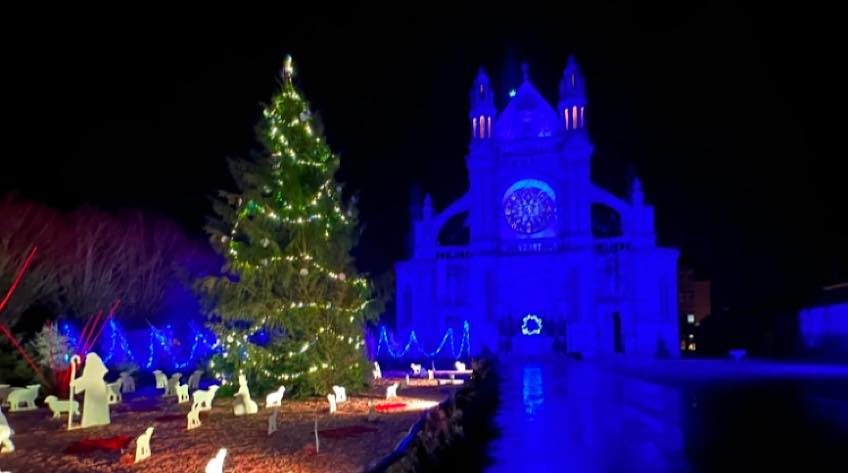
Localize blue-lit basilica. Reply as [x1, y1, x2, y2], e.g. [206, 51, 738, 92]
[395, 58, 679, 358]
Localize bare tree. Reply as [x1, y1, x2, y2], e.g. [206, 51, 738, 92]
[0, 195, 63, 326]
[56, 207, 130, 319]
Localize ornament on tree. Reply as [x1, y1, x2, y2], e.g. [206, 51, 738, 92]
[299, 111, 311, 122]
[299, 268, 309, 276]
[338, 273, 346, 281]
[261, 259, 269, 266]
[221, 235, 229, 243]
[261, 238, 270, 248]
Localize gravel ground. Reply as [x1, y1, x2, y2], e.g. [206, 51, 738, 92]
[0, 377, 451, 473]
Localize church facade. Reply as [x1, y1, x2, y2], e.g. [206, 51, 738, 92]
[395, 58, 680, 358]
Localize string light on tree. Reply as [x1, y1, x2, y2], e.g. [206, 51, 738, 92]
[200, 55, 380, 396]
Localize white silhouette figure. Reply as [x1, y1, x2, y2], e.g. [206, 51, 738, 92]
[71, 352, 111, 428]
[265, 386, 286, 408]
[205, 448, 227, 473]
[134, 426, 154, 463]
[386, 382, 399, 399]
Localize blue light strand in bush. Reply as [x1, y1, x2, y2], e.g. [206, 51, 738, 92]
[59, 319, 216, 371]
[377, 321, 471, 359]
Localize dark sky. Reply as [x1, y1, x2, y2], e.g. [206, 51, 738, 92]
[5, 3, 846, 315]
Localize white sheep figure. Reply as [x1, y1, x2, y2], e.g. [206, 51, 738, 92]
[410, 363, 422, 375]
[107, 379, 123, 404]
[7, 385, 40, 412]
[327, 393, 336, 414]
[265, 386, 286, 408]
[372, 361, 382, 380]
[232, 375, 258, 416]
[187, 370, 203, 391]
[0, 406, 14, 453]
[455, 361, 467, 372]
[332, 385, 347, 403]
[119, 371, 135, 393]
[386, 382, 399, 399]
[134, 426, 154, 463]
[192, 385, 219, 411]
[267, 409, 278, 436]
[44, 395, 80, 419]
[152, 370, 167, 389]
[163, 373, 182, 397]
[205, 448, 227, 473]
[186, 404, 202, 430]
[176, 384, 190, 404]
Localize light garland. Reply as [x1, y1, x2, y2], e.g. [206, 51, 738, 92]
[377, 321, 471, 359]
[521, 314, 543, 336]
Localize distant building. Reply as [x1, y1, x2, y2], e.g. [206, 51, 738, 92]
[678, 267, 711, 352]
[799, 282, 848, 353]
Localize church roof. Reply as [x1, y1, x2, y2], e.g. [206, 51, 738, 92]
[494, 76, 560, 141]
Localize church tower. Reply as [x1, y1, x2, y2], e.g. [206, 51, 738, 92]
[558, 56, 587, 131]
[469, 68, 496, 140]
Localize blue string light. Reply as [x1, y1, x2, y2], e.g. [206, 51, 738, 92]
[377, 321, 471, 359]
[59, 319, 215, 371]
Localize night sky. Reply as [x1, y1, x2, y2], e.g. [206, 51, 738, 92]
[5, 4, 846, 316]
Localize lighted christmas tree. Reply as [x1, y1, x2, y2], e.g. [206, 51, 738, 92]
[201, 56, 377, 396]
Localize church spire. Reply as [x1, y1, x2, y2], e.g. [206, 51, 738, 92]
[558, 55, 587, 131]
[470, 67, 496, 140]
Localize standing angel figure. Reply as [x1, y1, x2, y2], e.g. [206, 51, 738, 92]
[71, 352, 111, 428]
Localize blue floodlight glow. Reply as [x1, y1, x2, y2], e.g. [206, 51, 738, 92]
[509, 88, 517, 97]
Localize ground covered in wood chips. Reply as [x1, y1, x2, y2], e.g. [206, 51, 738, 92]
[0, 376, 455, 473]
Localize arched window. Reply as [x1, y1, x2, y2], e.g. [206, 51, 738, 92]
[480, 115, 486, 138]
[472, 118, 478, 138]
[564, 109, 570, 130]
[487, 116, 492, 138]
[580, 107, 585, 128]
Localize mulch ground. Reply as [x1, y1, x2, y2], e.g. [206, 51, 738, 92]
[0, 377, 453, 473]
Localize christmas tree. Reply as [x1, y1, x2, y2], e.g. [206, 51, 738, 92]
[201, 56, 377, 396]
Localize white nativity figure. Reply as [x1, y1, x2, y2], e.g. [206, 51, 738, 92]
[164, 373, 182, 397]
[71, 352, 111, 428]
[427, 369, 434, 380]
[7, 384, 40, 412]
[187, 370, 204, 390]
[152, 370, 168, 389]
[192, 385, 220, 411]
[176, 384, 190, 404]
[410, 363, 422, 375]
[405, 374, 410, 386]
[134, 426, 154, 463]
[44, 395, 79, 419]
[0, 406, 14, 453]
[187, 404, 202, 430]
[265, 386, 286, 408]
[455, 361, 467, 372]
[327, 393, 336, 414]
[107, 379, 123, 404]
[267, 409, 278, 436]
[205, 448, 227, 473]
[386, 382, 399, 399]
[119, 371, 136, 393]
[332, 385, 347, 403]
[232, 374, 258, 416]
[372, 361, 382, 380]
